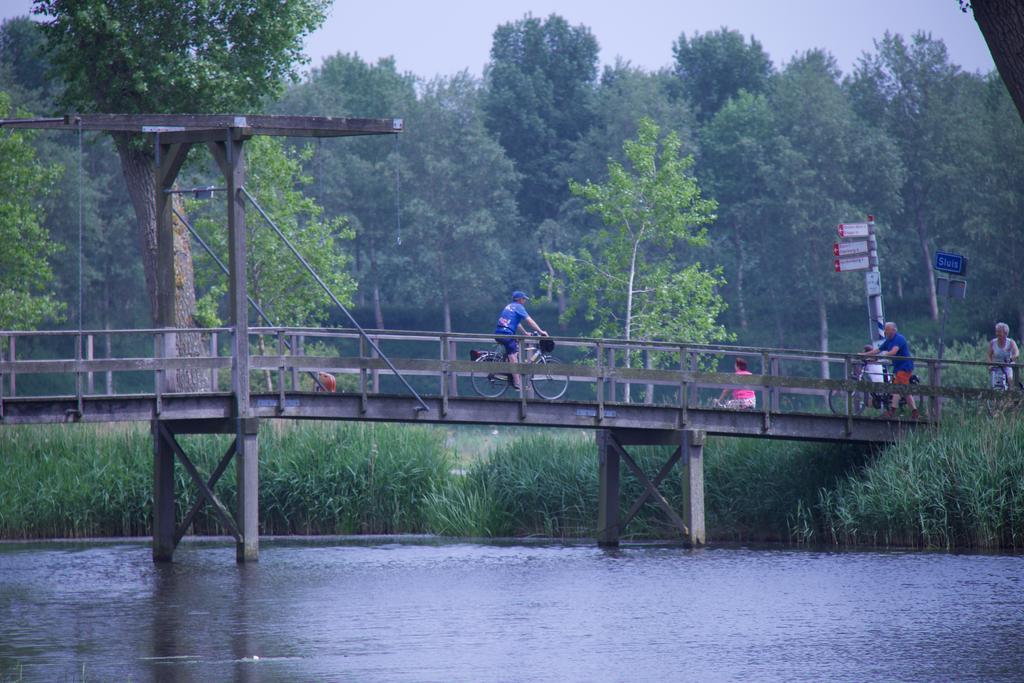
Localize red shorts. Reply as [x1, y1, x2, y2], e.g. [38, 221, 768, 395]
[893, 370, 912, 385]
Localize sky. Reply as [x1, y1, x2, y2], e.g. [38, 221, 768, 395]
[0, 0, 995, 79]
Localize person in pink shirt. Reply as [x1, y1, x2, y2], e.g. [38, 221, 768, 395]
[714, 357, 756, 409]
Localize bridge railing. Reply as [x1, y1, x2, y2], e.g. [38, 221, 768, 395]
[1, 327, 1018, 422]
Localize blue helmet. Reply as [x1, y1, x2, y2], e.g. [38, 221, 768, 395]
[511, 290, 530, 301]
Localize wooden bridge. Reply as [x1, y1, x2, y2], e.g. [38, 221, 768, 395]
[1, 112, 1009, 563]
[1, 325, 1004, 561]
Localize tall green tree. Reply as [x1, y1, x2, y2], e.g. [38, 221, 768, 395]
[672, 27, 773, 122]
[33, 0, 329, 331]
[400, 73, 520, 332]
[765, 51, 903, 366]
[551, 62, 696, 320]
[0, 91, 64, 329]
[848, 32, 987, 321]
[698, 90, 780, 333]
[274, 53, 415, 328]
[963, 77, 1024, 335]
[483, 13, 599, 228]
[547, 117, 726, 347]
[189, 136, 354, 329]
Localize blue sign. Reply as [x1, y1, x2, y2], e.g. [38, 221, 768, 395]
[934, 250, 966, 275]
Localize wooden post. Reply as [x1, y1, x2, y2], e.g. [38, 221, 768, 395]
[209, 332, 219, 392]
[289, 333, 299, 390]
[86, 334, 94, 395]
[105, 331, 113, 396]
[236, 417, 260, 562]
[6, 336, 12, 396]
[596, 429, 620, 546]
[770, 356, 781, 412]
[152, 420, 176, 562]
[681, 429, 706, 546]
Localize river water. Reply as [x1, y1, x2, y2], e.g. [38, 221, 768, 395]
[0, 537, 1021, 682]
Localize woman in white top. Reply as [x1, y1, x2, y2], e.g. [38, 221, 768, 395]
[987, 322, 1020, 389]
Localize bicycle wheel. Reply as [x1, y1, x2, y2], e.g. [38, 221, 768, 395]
[471, 353, 510, 398]
[530, 354, 569, 400]
[828, 389, 867, 416]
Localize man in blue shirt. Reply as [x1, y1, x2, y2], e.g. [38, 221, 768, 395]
[494, 290, 548, 390]
[862, 321, 919, 419]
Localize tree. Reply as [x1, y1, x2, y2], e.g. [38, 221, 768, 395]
[963, 76, 1024, 335]
[672, 27, 773, 122]
[189, 136, 354, 328]
[33, 0, 328, 387]
[400, 73, 520, 333]
[848, 32, 987, 321]
[967, 0, 1024, 122]
[274, 53, 416, 328]
[0, 16, 59, 111]
[547, 117, 726, 346]
[764, 51, 903, 368]
[483, 13, 599, 228]
[0, 90, 64, 329]
[552, 61, 696, 321]
[698, 90, 779, 333]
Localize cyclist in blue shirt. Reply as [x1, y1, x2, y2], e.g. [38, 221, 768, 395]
[494, 290, 548, 389]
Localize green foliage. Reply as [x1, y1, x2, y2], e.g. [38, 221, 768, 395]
[549, 117, 728, 346]
[672, 27, 773, 122]
[399, 72, 520, 328]
[190, 136, 355, 327]
[820, 412, 1024, 548]
[483, 13, 599, 226]
[34, 0, 329, 113]
[0, 91, 65, 329]
[273, 53, 417, 325]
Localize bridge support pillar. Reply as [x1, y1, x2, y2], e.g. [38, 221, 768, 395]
[152, 420, 176, 562]
[596, 429, 620, 546]
[235, 418, 260, 563]
[681, 429, 706, 546]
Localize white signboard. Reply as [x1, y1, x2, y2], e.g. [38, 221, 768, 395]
[833, 240, 869, 257]
[865, 271, 881, 295]
[837, 222, 871, 238]
[834, 255, 871, 272]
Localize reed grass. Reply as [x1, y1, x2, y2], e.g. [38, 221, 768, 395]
[2, 412, 1022, 549]
[819, 411, 1024, 549]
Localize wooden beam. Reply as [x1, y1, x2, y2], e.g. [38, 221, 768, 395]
[596, 429, 620, 546]
[158, 422, 241, 542]
[0, 113, 404, 139]
[610, 434, 689, 537]
[174, 438, 238, 546]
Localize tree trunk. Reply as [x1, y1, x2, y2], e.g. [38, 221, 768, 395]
[114, 135, 160, 322]
[732, 221, 748, 330]
[171, 193, 209, 392]
[971, 0, 1024, 124]
[114, 135, 206, 392]
[916, 216, 939, 321]
[817, 293, 829, 379]
[369, 246, 384, 329]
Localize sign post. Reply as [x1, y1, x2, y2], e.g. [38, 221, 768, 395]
[933, 250, 968, 422]
[835, 217, 885, 344]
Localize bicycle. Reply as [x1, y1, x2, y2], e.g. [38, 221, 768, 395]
[828, 359, 920, 417]
[828, 360, 877, 416]
[986, 362, 1022, 415]
[470, 333, 569, 400]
